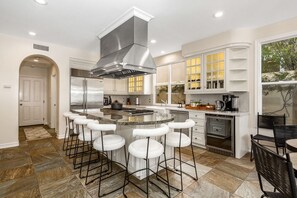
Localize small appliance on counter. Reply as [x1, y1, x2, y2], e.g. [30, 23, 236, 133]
[135, 97, 140, 105]
[126, 98, 131, 105]
[104, 96, 112, 106]
[215, 100, 225, 111]
[222, 94, 239, 111]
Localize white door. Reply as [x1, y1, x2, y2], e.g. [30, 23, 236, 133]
[19, 77, 44, 126]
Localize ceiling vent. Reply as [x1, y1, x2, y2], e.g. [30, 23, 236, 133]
[33, 44, 49, 51]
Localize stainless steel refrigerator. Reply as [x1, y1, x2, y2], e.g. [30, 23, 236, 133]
[70, 69, 103, 111]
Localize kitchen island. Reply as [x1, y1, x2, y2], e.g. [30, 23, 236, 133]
[72, 108, 175, 179]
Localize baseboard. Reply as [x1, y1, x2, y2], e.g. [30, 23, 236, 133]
[0, 141, 19, 149]
[57, 134, 65, 139]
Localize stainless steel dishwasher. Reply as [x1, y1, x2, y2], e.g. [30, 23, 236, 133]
[169, 110, 189, 134]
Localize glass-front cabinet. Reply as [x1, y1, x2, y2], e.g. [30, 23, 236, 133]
[186, 56, 202, 90]
[205, 51, 225, 90]
[128, 76, 143, 93]
[185, 51, 226, 93]
[128, 75, 152, 95]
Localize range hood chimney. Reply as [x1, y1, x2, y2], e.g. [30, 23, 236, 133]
[92, 7, 156, 79]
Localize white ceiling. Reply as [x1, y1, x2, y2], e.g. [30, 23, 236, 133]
[1, 0, 297, 57]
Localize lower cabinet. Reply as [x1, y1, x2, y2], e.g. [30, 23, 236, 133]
[189, 112, 206, 147]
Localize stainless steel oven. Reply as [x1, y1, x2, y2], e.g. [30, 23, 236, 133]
[206, 114, 235, 156]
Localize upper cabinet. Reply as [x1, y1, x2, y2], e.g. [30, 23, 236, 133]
[128, 75, 152, 95]
[186, 56, 202, 91]
[205, 51, 225, 91]
[103, 78, 128, 95]
[185, 44, 249, 93]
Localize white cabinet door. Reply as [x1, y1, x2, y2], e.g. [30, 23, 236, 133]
[104, 78, 128, 95]
[103, 78, 115, 94]
[115, 79, 128, 95]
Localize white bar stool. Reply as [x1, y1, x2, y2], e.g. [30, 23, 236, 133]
[157, 119, 198, 191]
[123, 124, 171, 198]
[66, 114, 86, 157]
[62, 112, 78, 151]
[73, 118, 99, 177]
[87, 122, 126, 197]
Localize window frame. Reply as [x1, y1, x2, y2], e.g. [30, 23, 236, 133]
[256, 32, 297, 115]
[153, 61, 185, 105]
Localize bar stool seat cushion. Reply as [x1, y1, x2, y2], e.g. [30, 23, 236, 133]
[76, 118, 99, 141]
[163, 132, 191, 147]
[129, 139, 164, 159]
[63, 112, 76, 117]
[93, 135, 125, 151]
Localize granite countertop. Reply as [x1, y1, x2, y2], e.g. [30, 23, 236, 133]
[72, 108, 174, 125]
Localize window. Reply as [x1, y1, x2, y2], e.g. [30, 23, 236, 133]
[260, 37, 297, 124]
[155, 62, 186, 105]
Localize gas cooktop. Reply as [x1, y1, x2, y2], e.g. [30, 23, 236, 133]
[105, 108, 154, 116]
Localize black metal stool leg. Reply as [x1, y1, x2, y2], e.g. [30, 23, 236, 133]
[146, 158, 149, 198]
[190, 143, 198, 180]
[178, 146, 183, 191]
[123, 152, 130, 197]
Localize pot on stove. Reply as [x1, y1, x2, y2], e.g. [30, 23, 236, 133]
[111, 100, 123, 110]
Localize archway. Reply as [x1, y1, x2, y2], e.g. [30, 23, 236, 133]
[18, 54, 60, 140]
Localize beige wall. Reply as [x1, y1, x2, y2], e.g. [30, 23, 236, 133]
[181, 16, 297, 130]
[154, 51, 184, 66]
[0, 33, 99, 148]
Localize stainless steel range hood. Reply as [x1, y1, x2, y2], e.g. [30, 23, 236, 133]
[92, 15, 156, 79]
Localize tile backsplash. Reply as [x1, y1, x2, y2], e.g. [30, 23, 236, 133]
[105, 95, 153, 105]
[106, 92, 249, 112]
[186, 92, 249, 112]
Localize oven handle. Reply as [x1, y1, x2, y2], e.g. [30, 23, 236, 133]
[205, 115, 234, 121]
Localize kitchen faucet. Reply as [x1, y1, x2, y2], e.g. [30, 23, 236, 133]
[161, 99, 167, 106]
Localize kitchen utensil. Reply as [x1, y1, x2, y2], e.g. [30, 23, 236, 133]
[111, 100, 123, 110]
[215, 100, 225, 111]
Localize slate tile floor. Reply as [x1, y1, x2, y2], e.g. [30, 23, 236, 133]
[0, 126, 272, 198]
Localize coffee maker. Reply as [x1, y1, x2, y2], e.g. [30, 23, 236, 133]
[222, 94, 239, 111]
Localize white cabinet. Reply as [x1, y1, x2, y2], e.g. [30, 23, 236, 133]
[189, 111, 206, 147]
[128, 75, 152, 95]
[103, 78, 128, 95]
[185, 50, 226, 94]
[204, 51, 225, 92]
[185, 44, 249, 94]
[226, 47, 249, 92]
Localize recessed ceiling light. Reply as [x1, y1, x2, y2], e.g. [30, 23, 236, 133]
[150, 39, 157, 44]
[214, 11, 223, 18]
[28, 31, 36, 36]
[161, 51, 165, 54]
[34, 0, 48, 5]
[33, 58, 39, 62]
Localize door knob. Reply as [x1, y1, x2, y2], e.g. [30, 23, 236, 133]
[20, 104, 23, 106]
